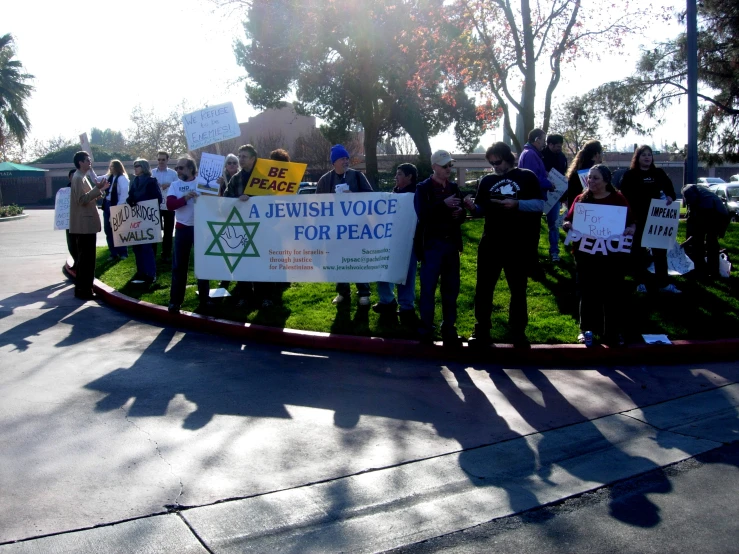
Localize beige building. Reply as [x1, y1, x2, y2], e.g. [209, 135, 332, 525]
[238, 106, 318, 153]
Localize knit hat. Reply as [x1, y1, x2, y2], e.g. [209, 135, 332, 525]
[330, 144, 350, 164]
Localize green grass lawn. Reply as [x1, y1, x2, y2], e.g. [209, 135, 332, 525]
[96, 220, 739, 344]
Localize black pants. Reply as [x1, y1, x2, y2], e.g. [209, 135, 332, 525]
[159, 210, 175, 260]
[474, 239, 529, 336]
[686, 216, 720, 277]
[575, 252, 626, 338]
[70, 233, 96, 297]
[170, 226, 210, 305]
[65, 229, 79, 268]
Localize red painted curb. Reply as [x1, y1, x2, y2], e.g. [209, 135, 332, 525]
[65, 265, 737, 367]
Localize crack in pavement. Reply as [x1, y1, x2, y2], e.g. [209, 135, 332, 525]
[119, 406, 184, 509]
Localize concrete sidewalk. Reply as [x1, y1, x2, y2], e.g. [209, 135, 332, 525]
[1, 211, 738, 553]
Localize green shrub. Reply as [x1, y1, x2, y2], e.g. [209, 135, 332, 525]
[0, 204, 24, 217]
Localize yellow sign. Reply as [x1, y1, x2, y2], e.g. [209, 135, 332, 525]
[244, 159, 307, 196]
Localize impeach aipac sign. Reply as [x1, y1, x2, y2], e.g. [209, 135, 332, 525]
[193, 193, 415, 283]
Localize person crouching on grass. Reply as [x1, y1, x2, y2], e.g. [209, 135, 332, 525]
[562, 164, 635, 347]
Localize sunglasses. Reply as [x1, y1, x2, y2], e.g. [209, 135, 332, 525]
[441, 163, 453, 169]
[489, 160, 503, 166]
[133, 164, 141, 168]
[175, 165, 186, 170]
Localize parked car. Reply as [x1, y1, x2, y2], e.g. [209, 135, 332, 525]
[729, 174, 739, 183]
[708, 183, 739, 221]
[297, 181, 317, 195]
[696, 177, 726, 187]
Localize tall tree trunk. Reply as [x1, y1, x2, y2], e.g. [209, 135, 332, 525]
[362, 120, 380, 186]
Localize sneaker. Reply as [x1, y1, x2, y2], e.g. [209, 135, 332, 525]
[398, 309, 418, 326]
[168, 303, 180, 314]
[332, 294, 345, 305]
[551, 254, 561, 263]
[467, 333, 492, 349]
[372, 299, 398, 314]
[358, 296, 371, 307]
[636, 283, 648, 293]
[442, 334, 463, 349]
[660, 284, 682, 294]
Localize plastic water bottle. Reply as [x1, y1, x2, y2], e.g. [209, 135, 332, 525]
[584, 331, 593, 347]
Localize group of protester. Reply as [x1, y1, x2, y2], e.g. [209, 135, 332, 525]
[66, 132, 732, 347]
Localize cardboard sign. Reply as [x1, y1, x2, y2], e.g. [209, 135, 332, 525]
[641, 199, 680, 249]
[571, 202, 627, 238]
[194, 193, 415, 283]
[244, 159, 308, 197]
[196, 152, 224, 196]
[110, 199, 162, 247]
[182, 102, 240, 151]
[54, 187, 70, 230]
[542, 168, 568, 214]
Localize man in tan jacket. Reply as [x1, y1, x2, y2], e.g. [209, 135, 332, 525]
[69, 151, 109, 300]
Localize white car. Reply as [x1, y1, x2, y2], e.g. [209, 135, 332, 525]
[696, 177, 726, 187]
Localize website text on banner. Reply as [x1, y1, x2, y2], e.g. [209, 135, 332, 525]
[110, 199, 163, 247]
[193, 193, 415, 283]
[182, 102, 240, 151]
[246, 159, 308, 196]
[641, 199, 681, 249]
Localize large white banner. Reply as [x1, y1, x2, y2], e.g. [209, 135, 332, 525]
[111, 199, 162, 247]
[194, 193, 415, 283]
[54, 187, 70, 230]
[641, 199, 680, 249]
[182, 102, 240, 151]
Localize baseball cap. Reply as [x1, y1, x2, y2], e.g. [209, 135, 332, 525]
[431, 150, 455, 166]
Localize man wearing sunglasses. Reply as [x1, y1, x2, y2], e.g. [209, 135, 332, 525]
[414, 150, 468, 347]
[152, 151, 178, 263]
[463, 142, 543, 348]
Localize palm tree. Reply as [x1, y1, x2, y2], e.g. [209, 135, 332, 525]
[0, 34, 35, 150]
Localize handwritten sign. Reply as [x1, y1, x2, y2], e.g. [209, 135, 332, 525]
[649, 241, 694, 275]
[54, 187, 70, 230]
[571, 203, 627, 238]
[542, 168, 568, 214]
[182, 102, 240, 151]
[110, 199, 162, 247]
[79, 133, 94, 162]
[577, 169, 589, 191]
[641, 199, 680, 249]
[565, 229, 633, 255]
[197, 153, 224, 196]
[244, 159, 308, 197]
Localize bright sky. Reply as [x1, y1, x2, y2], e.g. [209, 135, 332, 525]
[4, 0, 685, 155]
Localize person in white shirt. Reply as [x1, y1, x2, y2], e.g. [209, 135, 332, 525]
[152, 150, 178, 263]
[101, 159, 129, 260]
[166, 156, 212, 314]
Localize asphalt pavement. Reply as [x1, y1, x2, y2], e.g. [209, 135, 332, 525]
[0, 210, 737, 553]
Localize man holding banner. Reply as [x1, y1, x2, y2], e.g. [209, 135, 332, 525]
[316, 144, 374, 306]
[167, 156, 212, 314]
[224, 144, 258, 307]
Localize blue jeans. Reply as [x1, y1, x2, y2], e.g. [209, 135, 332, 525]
[102, 200, 127, 258]
[377, 249, 417, 311]
[132, 244, 156, 280]
[546, 202, 562, 257]
[419, 238, 460, 337]
[170, 226, 210, 305]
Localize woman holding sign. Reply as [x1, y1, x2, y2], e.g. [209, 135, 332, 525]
[563, 165, 635, 346]
[620, 145, 681, 294]
[126, 158, 163, 286]
[102, 160, 129, 261]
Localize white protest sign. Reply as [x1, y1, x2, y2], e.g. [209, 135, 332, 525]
[648, 241, 694, 275]
[577, 169, 589, 191]
[79, 133, 94, 162]
[54, 187, 70, 230]
[182, 102, 240, 151]
[197, 152, 224, 196]
[564, 228, 633, 255]
[542, 168, 568, 214]
[194, 193, 415, 283]
[571, 202, 627, 238]
[641, 199, 680, 249]
[110, 199, 162, 247]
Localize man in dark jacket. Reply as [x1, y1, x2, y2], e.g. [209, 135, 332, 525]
[682, 184, 731, 278]
[542, 133, 568, 262]
[414, 150, 467, 347]
[316, 144, 374, 306]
